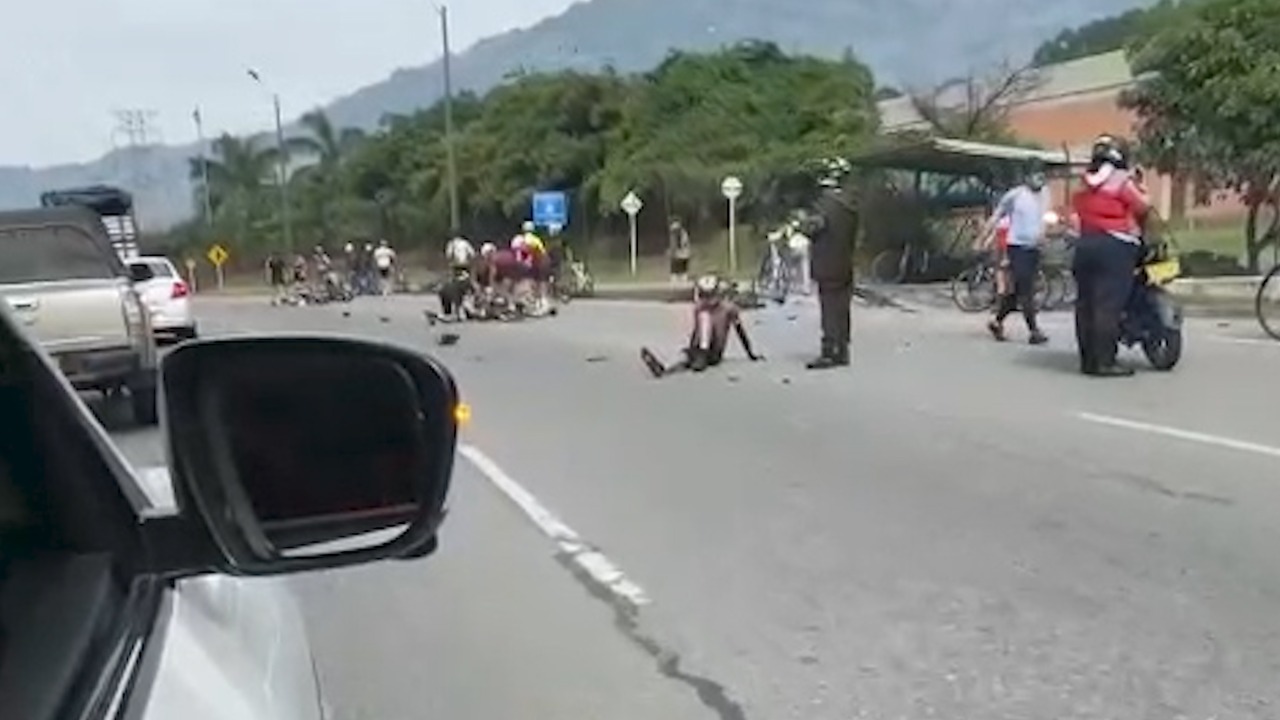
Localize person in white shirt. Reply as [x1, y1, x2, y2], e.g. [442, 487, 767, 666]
[445, 234, 476, 270]
[372, 240, 397, 295]
[785, 220, 812, 295]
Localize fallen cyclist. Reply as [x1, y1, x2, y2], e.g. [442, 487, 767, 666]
[641, 272, 764, 377]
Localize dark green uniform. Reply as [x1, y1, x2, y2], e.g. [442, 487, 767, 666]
[805, 189, 858, 368]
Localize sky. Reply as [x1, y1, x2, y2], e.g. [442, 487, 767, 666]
[1, 0, 577, 168]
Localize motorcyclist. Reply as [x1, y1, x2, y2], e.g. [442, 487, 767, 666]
[640, 272, 764, 377]
[1070, 134, 1150, 377]
[802, 157, 858, 369]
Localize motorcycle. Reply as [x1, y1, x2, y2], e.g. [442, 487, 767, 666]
[1119, 242, 1182, 370]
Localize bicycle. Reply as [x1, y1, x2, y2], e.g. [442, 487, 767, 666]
[754, 236, 794, 303]
[1257, 262, 1280, 341]
[949, 251, 1050, 313]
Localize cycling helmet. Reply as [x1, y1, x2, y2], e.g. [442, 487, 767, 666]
[694, 273, 722, 297]
[521, 220, 536, 233]
[480, 242, 496, 256]
[816, 156, 853, 189]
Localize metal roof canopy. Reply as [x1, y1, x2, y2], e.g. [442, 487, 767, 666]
[850, 137, 1082, 178]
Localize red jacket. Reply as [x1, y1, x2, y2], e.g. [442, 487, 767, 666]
[1072, 166, 1148, 240]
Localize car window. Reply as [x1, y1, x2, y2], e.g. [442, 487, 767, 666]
[0, 225, 115, 284]
[135, 260, 174, 278]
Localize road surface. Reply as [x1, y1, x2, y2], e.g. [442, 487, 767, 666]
[104, 295, 1280, 719]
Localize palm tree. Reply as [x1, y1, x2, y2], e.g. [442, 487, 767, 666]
[290, 110, 366, 176]
[188, 134, 280, 245]
[287, 110, 366, 244]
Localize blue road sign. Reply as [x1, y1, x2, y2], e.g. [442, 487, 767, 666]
[532, 191, 568, 228]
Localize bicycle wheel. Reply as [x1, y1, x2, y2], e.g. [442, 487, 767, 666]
[950, 265, 997, 313]
[1056, 267, 1078, 307]
[870, 249, 906, 284]
[1041, 269, 1066, 311]
[1257, 263, 1280, 341]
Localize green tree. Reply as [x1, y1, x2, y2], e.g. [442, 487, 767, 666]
[1121, 0, 1280, 270]
[596, 40, 876, 240]
[188, 134, 281, 254]
[288, 110, 366, 246]
[1031, 0, 1187, 67]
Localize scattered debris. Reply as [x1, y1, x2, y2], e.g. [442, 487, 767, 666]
[585, 355, 609, 363]
[726, 374, 740, 383]
[341, 310, 351, 318]
[780, 377, 791, 384]
[378, 316, 390, 323]
[437, 332, 461, 346]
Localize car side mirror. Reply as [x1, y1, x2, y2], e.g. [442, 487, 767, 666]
[159, 336, 458, 575]
[128, 263, 154, 283]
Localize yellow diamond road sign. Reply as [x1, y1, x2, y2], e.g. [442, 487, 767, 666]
[206, 244, 229, 267]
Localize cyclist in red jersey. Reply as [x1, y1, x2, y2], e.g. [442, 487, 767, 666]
[1070, 135, 1150, 377]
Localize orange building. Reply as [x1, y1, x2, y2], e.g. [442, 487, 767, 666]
[877, 51, 1242, 221]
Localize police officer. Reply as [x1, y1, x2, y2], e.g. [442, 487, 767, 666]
[1071, 135, 1150, 377]
[803, 157, 858, 369]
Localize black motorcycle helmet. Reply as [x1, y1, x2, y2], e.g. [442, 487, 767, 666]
[1089, 134, 1129, 172]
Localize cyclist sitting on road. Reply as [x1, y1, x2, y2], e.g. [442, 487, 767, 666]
[640, 272, 764, 377]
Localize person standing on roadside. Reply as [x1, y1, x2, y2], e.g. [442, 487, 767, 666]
[265, 252, 287, 305]
[668, 218, 692, 285]
[979, 159, 1050, 345]
[803, 157, 858, 370]
[1071, 135, 1150, 377]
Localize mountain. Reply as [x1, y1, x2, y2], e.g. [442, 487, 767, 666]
[0, 0, 1154, 229]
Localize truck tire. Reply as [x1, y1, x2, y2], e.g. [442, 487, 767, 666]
[130, 384, 159, 426]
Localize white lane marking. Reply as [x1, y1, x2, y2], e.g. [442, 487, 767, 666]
[1209, 335, 1280, 348]
[1077, 412, 1280, 459]
[458, 444, 651, 607]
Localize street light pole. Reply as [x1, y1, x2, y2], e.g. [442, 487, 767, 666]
[272, 92, 294, 253]
[248, 69, 294, 253]
[437, 4, 460, 232]
[192, 106, 213, 227]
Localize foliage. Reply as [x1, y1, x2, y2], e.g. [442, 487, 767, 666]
[1121, 0, 1280, 270]
[1030, 0, 1188, 67]
[180, 41, 880, 261]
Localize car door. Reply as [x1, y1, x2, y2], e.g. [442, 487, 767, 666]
[124, 469, 323, 720]
[129, 576, 322, 720]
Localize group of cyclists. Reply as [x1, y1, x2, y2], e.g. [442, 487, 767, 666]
[266, 239, 399, 305]
[434, 220, 563, 322]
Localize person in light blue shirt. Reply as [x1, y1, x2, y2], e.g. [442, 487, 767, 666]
[979, 159, 1051, 345]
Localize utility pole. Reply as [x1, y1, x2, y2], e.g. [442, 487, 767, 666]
[248, 69, 294, 253]
[192, 106, 214, 227]
[438, 4, 460, 232]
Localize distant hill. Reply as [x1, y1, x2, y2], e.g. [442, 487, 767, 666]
[0, 0, 1154, 229]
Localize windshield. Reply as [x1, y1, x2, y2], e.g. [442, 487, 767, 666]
[0, 225, 115, 284]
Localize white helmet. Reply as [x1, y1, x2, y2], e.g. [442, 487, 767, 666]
[480, 242, 496, 256]
[521, 221, 535, 233]
[816, 156, 853, 189]
[694, 273, 720, 295]
[344, 242, 354, 253]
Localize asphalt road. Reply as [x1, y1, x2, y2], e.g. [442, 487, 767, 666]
[105, 294, 1280, 720]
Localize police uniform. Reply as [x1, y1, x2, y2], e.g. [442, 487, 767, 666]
[806, 188, 858, 368]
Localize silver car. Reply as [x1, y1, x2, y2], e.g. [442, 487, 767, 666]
[0, 206, 158, 424]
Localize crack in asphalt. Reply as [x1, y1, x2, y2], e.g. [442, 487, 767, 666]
[554, 550, 749, 720]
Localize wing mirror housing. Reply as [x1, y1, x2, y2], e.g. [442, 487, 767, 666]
[155, 336, 458, 576]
